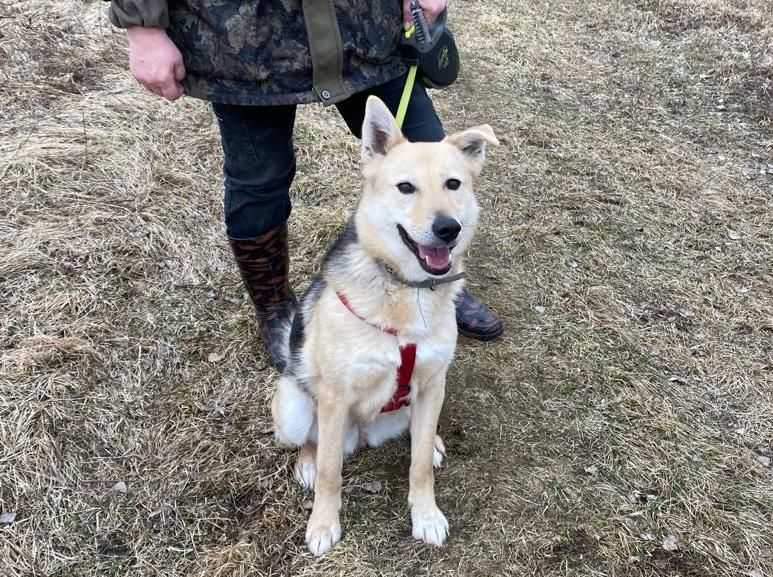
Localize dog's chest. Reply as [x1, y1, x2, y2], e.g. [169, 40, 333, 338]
[412, 336, 455, 381]
[346, 332, 453, 419]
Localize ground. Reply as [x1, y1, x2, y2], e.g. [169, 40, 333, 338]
[1, 0, 772, 575]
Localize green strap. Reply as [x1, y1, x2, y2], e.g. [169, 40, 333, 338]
[396, 26, 417, 129]
[396, 64, 417, 129]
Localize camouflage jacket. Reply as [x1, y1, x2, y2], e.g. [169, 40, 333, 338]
[107, 0, 406, 105]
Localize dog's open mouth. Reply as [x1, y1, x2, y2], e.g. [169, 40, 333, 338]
[397, 225, 454, 275]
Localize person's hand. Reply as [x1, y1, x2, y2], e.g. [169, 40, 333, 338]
[125, 26, 185, 101]
[402, 0, 448, 30]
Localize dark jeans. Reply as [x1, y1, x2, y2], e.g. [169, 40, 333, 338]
[212, 73, 445, 239]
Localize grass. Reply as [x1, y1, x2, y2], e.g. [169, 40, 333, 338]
[1, 0, 771, 575]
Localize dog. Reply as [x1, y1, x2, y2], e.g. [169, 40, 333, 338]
[271, 95, 497, 556]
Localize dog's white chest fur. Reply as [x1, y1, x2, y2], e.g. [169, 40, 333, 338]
[325, 308, 456, 421]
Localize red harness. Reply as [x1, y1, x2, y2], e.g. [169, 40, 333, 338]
[336, 292, 416, 412]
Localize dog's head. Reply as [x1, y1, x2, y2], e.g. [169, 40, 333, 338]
[355, 96, 498, 280]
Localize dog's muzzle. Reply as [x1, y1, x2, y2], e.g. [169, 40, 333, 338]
[397, 214, 461, 276]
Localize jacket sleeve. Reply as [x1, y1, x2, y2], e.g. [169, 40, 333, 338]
[106, 0, 169, 28]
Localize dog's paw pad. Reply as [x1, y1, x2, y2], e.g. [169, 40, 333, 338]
[305, 523, 342, 556]
[294, 460, 317, 491]
[411, 506, 449, 547]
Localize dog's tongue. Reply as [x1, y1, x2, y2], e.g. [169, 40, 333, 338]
[417, 244, 451, 270]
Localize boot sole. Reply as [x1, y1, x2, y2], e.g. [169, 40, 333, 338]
[457, 324, 504, 341]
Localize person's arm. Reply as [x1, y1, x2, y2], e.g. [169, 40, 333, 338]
[402, 0, 448, 31]
[107, 0, 185, 101]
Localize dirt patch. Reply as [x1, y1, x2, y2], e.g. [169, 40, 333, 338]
[646, 548, 713, 577]
[545, 528, 601, 567]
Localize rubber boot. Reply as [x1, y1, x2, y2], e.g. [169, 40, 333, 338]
[229, 223, 296, 371]
[455, 288, 503, 341]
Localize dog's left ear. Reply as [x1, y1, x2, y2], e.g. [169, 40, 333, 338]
[445, 125, 499, 174]
[362, 96, 404, 162]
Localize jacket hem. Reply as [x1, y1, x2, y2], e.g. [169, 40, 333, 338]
[181, 65, 407, 107]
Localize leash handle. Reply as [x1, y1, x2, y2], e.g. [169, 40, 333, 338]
[410, 1, 432, 45]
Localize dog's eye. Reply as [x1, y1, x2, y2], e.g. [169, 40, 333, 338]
[397, 182, 416, 194]
[446, 179, 461, 190]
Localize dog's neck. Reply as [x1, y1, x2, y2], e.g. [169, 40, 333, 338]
[380, 262, 465, 290]
[322, 226, 464, 335]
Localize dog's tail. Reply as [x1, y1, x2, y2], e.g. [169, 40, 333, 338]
[272, 375, 315, 447]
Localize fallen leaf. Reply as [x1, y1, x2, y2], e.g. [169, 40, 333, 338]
[207, 352, 225, 363]
[662, 535, 678, 551]
[111, 481, 127, 494]
[758, 456, 770, 468]
[361, 481, 382, 494]
[0, 512, 16, 524]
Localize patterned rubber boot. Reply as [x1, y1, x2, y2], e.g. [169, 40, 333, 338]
[229, 223, 296, 371]
[455, 288, 503, 341]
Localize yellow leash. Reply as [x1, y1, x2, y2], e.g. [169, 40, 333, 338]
[395, 26, 418, 129]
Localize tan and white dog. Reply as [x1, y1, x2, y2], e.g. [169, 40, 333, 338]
[272, 96, 497, 556]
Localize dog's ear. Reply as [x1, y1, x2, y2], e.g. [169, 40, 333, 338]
[362, 96, 404, 162]
[445, 125, 499, 174]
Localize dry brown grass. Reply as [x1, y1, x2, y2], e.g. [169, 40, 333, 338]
[2, 0, 772, 575]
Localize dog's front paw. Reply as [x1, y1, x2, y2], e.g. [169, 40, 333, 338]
[411, 505, 449, 547]
[305, 520, 342, 556]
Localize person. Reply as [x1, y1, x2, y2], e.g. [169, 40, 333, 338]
[106, 0, 503, 371]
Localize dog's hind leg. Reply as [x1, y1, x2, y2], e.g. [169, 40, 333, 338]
[294, 426, 359, 491]
[294, 444, 317, 490]
[433, 434, 446, 469]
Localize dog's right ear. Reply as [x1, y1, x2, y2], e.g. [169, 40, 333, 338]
[361, 96, 404, 162]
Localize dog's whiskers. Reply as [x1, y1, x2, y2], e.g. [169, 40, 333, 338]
[416, 288, 427, 328]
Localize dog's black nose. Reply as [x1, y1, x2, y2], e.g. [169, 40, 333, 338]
[432, 214, 461, 243]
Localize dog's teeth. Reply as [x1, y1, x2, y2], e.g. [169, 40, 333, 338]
[417, 244, 451, 270]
